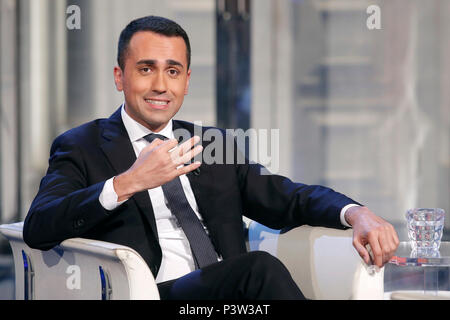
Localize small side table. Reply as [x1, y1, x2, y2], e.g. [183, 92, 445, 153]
[384, 241, 450, 299]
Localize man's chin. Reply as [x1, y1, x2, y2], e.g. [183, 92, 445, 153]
[144, 118, 172, 132]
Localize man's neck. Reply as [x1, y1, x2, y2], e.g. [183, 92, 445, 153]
[121, 103, 173, 141]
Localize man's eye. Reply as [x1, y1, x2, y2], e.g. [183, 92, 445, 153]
[168, 69, 179, 76]
[141, 67, 151, 73]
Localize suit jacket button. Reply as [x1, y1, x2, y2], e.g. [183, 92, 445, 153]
[76, 219, 84, 227]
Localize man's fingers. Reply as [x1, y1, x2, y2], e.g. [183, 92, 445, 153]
[179, 136, 201, 154]
[391, 225, 400, 248]
[379, 230, 398, 264]
[160, 138, 180, 152]
[144, 137, 166, 150]
[142, 137, 178, 155]
[176, 161, 202, 176]
[368, 233, 383, 267]
[176, 145, 203, 166]
[353, 238, 371, 265]
[354, 229, 399, 268]
[170, 136, 202, 165]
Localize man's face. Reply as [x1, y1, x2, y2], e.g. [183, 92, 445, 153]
[114, 31, 191, 132]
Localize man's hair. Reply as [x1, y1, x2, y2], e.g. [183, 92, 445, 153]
[117, 15, 191, 70]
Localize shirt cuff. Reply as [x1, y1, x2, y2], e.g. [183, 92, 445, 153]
[340, 204, 361, 228]
[99, 176, 127, 211]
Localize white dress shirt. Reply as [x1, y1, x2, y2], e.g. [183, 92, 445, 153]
[99, 104, 357, 283]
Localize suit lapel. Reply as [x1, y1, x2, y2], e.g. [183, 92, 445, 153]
[99, 108, 158, 237]
[172, 120, 217, 230]
[172, 120, 208, 198]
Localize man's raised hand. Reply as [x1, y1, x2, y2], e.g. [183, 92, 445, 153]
[113, 136, 203, 201]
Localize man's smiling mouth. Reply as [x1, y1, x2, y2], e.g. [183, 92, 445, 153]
[144, 98, 169, 109]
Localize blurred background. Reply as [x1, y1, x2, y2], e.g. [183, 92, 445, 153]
[0, 0, 449, 299]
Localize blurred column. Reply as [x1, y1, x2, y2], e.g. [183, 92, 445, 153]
[216, 0, 250, 131]
[18, 0, 68, 219]
[439, 0, 450, 230]
[251, 0, 293, 176]
[0, 0, 19, 223]
[171, 0, 216, 125]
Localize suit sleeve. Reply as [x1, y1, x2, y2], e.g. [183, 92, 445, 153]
[232, 138, 360, 230]
[23, 133, 114, 250]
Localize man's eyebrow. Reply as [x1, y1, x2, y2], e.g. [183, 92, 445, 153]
[166, 59, 184, 69]
[136, 59, 184, 69]
[136, 59, 157, 66]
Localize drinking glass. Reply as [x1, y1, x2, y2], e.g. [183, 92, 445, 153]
[406, 208, 445, 254]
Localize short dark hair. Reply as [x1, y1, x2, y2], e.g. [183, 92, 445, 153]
[117, 15, 191, 70]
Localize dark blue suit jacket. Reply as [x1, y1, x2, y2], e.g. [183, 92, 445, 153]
[23, 107, 356, 277]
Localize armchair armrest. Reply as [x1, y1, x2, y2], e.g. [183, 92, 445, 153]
[0, 222, 159, 300]
[248, 222, 384, 299]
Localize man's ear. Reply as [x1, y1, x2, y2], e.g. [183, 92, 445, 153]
[114, 66, 124, 91]
[184, 69, 191, 95]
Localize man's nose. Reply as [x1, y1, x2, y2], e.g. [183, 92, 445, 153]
[152, 71, 167, 93]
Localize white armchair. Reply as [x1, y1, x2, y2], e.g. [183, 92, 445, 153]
[0, 221, 384, 300]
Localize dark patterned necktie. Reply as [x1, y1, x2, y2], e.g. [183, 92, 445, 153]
[144, 133, 218, 268]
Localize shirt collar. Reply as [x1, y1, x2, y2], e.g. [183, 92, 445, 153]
[120, 103, 174, 142]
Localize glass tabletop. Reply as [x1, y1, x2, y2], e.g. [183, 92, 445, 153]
[389, 241, 450, 267]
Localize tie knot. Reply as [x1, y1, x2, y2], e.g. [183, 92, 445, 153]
[144, 133, 168, 143]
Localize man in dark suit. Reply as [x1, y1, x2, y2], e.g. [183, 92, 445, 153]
[23, 16, 399, 299]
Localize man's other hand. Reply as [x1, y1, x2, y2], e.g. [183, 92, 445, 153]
[345, 206, 400, 268]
